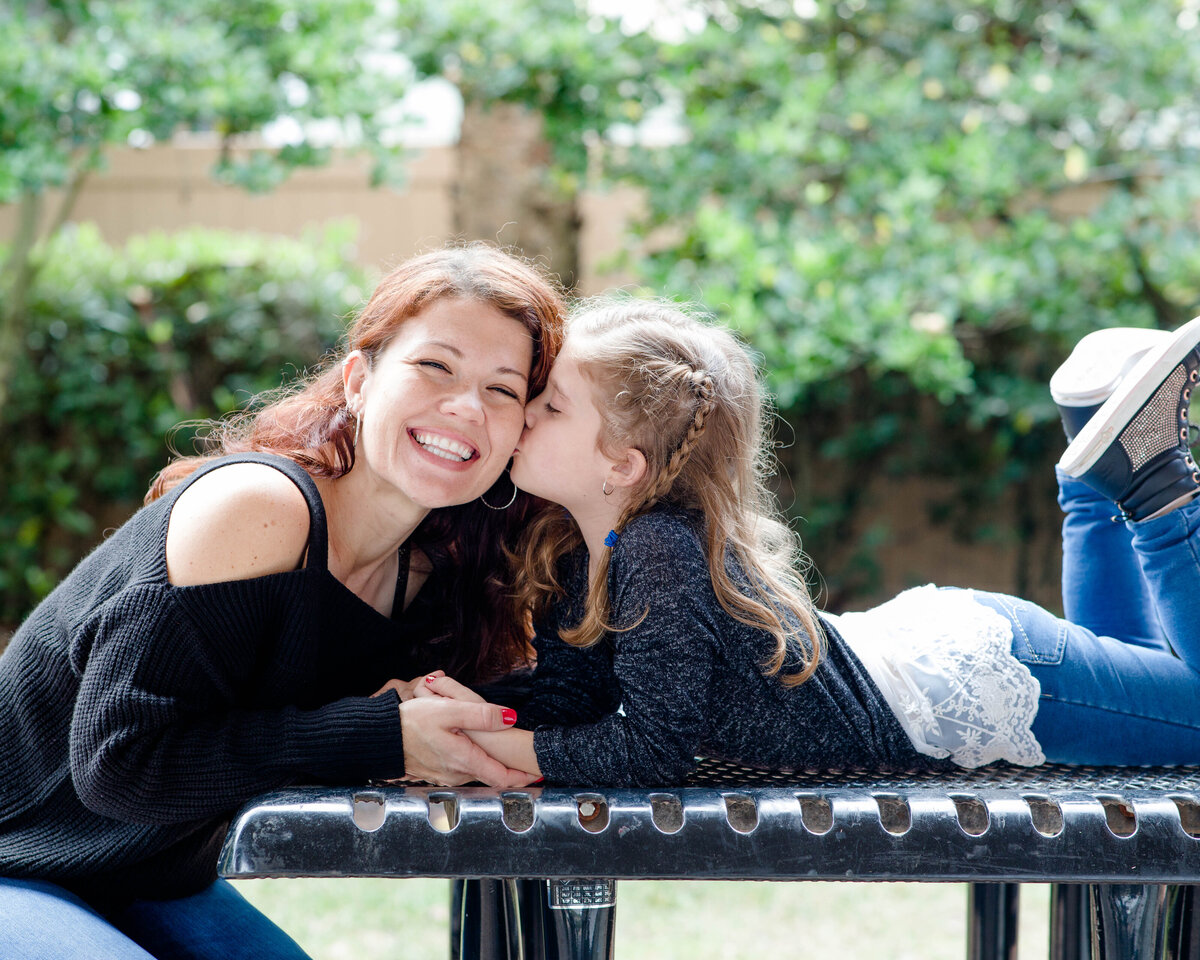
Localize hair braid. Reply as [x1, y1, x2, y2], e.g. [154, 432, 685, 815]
[624, 364, 717, 523]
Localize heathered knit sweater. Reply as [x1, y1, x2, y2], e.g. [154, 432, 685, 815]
[0, 453, 417, 904]
[525, 508, 935, 786]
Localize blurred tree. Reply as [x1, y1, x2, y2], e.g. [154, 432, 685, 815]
[405, 0, 1200, 605]
[394, 0, 659, 285]
[0, 0, 404, 418]
[612, 0, 1200, 603]
[0, 223, 367, 624]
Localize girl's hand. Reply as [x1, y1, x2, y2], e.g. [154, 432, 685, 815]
[372, 670, 447, 702]
[414, 679, 540, 779]
[398, 697, 533, 787]
[413, 673, 484, 703]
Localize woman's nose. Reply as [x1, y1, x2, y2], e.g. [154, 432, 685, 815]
[443, 386, 485, 421]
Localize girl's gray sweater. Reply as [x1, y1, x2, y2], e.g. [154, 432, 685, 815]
[524, 508, 933, 786]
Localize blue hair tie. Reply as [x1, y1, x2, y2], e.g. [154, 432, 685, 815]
[604, 530, 619, 548]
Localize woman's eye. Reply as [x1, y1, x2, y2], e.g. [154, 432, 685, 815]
[491, 386, 523, 401]
[419, 360, 449, 372]
[544, 402, 560, 415]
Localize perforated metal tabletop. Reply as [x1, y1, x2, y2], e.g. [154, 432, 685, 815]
[219, 762, 1200, 882]
[219, 762, 1200, 959]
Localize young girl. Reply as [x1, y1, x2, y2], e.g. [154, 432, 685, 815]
[421, 301, 1200, 786]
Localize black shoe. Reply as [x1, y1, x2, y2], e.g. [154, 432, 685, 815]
[1058, 316, 1200, 521]
[1049, 327, 1171, 441]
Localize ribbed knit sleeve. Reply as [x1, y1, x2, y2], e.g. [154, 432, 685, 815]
[68, 575, 407, 825]
[532, 517, 721, 786]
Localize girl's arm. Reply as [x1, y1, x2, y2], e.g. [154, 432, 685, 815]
[528, 518, 722, 786]
[461, 729, 540, 777]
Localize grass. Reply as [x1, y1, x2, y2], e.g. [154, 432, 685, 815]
[233, 878, 1053, 959]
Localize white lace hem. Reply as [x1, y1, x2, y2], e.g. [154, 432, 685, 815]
[827, 585, 1045, 768]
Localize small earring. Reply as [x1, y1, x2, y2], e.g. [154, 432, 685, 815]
[353, 411, 361, 447]
[480, 472, 519, 510]
[602, 479, 613, 496]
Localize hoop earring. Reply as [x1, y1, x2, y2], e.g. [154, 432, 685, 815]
[480, 473, 519, 510]
[602, 479, 614, 496]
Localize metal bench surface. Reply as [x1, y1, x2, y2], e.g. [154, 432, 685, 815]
[219, 762, 1200, 883]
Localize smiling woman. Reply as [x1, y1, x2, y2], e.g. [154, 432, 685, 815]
[0, 244, 565, 960]
[340, 297, 534, 512]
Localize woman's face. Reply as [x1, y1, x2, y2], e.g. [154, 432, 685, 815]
[344, 296, 533, 509]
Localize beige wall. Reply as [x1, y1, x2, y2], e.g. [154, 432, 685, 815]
[0, 141, 638, 292]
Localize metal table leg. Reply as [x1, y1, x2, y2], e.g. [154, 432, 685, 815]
[968, 882, 1019, 960]
[1051, 883, 1092, 960]
[1175, 886, 1200, 960]
[454, 878, 526, 960]
[1087, 883, 1200, 960]
[541, 879, 617, 960]
[453, 878, 614, 960]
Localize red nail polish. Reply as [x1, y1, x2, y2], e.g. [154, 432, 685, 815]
[501, 708, 518, 726]
[425, 675, 437, 684]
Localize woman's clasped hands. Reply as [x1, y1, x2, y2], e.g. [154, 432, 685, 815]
[372, 672, 536, 787]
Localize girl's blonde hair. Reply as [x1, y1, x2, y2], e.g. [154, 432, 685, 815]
[514, 298, 823, 685]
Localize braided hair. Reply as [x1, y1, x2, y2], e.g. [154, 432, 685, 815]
[513, 298, 823, 686]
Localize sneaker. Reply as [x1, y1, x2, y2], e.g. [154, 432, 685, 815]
[1058, 316, 1200, 521]
[1050, 327, 1171, 440]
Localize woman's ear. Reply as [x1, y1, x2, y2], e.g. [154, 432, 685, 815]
[342, 350, 368, 414]
[608, 447, 648, 491]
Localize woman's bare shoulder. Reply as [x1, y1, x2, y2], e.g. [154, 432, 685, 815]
[165, 462, 313, 586]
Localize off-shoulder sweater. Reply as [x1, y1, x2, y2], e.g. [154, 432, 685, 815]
[0, 453, 418, 904]
[523, 508, 935, 786]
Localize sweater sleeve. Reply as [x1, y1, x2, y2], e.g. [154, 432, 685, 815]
[518, 624, 622, 729]
[532, 517, 720, 786]
[67, 578, 407, 825]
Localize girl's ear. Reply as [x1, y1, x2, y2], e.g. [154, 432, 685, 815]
[342, 350, 368, 413]
[608, 447, 647, 491]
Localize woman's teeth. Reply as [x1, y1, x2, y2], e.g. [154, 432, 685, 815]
[412, 430, 474, 462]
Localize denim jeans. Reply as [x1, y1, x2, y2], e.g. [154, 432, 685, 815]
[968, 471, 1200, 766]
[0, 877, 311, 960]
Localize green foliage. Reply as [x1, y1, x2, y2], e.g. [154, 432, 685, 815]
[394, 0, 659, 184]
[0, 224, 370, 624]
[609, 0, 1200, 600]
[0, 0, 407, 199]
[402, 0, 1200, 605]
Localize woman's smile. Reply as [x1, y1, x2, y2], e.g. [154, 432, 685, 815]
[409, 428, 479, 464]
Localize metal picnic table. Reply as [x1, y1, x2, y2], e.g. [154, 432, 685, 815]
[219, 760, 1200, 959]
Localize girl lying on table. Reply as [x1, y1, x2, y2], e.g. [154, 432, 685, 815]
[420, 303, 1200, 785]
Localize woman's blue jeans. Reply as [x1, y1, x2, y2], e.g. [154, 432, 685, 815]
[0, 877, 311, 960]
[969, 471, 1200, 766]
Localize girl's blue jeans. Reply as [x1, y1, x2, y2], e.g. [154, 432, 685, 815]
[967, 470, 1200, 766]
[0, 877, 310, 960]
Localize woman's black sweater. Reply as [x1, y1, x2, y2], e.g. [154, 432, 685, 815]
[0, 454, 416, 904]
